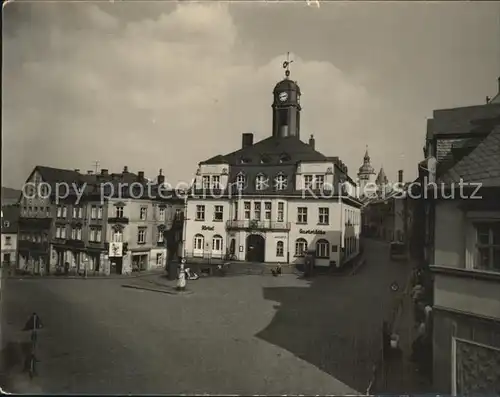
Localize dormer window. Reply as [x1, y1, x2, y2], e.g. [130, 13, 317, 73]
[274, 174, 288, 190]
[240, 157, 251, 164]
[202, 175, 210, 189]
[261, 156, 271, 164]
[279, 153, 291, 163]
[255, 174, 269, 191]
[235, 172, 246, 190]
[211, 175, 221, 190]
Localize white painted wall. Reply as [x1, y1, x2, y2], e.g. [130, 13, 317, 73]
[184, 196, 361, 267]
[433, 201, 466, 268]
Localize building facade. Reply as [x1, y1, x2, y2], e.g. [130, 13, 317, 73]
[184, 71, 362, 268]
[18, 166, 184, 275]
[1, 205, 19, 269]
[416, 87, 500, 394]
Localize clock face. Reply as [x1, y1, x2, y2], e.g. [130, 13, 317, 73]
[278, 92, 288, 102]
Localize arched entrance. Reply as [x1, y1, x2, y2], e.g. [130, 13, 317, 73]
[246, 234, 265, 263]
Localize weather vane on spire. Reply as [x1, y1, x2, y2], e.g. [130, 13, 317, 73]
[282, 52, 293, 79]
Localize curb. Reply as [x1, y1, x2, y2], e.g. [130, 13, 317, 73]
[348, 258, 367, 276]
[121, 283, 194, 295]
[5, 271, 165, 281]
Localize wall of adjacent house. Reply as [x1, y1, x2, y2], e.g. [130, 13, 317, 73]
[433, 201, 465, 267]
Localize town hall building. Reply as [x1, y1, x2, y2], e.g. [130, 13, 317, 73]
[183, 65, 362, 269]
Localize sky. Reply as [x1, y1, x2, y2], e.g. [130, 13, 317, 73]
[3, 0, 500, 189]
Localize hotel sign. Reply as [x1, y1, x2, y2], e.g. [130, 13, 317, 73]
[299, 229, 326, 235]
[202, 225, 215, 231]
[109, 242, 123, 258]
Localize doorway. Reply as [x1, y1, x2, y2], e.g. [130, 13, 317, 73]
[246, 234, 265, 263]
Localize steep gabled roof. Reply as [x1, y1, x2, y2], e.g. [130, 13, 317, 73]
[1, 205, 19, 234]
[438, 126, 500, 187]
[431, 103, 500, 136]
[200, 136, 327, 165]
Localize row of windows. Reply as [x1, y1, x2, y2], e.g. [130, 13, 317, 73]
[22, 206, 51, 217]
[345, 208, 360, 226]
[194, 203, 334, 225]
[201, 173, 329, 192]
[192, 234, 338, 259]
[19, 233, 48, 243]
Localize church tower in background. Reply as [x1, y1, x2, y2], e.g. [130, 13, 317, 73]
[357, 147, 376, 197]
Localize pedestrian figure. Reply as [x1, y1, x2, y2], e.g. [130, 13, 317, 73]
[64, 261, 69, 275]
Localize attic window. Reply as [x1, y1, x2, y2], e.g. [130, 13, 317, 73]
[261, 156, 271, 164]
[240, 157, 251, 164]
[255, 174, 269, 191]
[3, 221, 9, 227]
[279, 153, 291, 163]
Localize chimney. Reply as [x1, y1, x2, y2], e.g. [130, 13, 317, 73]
[74, 169, 80, 173]
[138, 171, 145, 181]
[242, 133, 253, 148]
[157, 169, 165, 185]
[87, 170, 93, 175]
[398, 169, 404, 184]
[101, 169, 109, 176]
[123, 166, 129, 173]
[309, 134, 315, 150]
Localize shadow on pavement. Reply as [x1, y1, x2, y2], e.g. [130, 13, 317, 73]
[256, 276, 378, 393]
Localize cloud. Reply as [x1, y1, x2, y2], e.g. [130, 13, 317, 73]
[2, 2, 416, 187]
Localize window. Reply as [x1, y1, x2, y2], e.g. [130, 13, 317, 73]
[211, 175, 221, 190]
[319, 207, 329, 225]
[57, 206, 63, 218]
[159, 207, 165, 221]
[5, 236, 11, 246]
[157, 229, 164, 243]
[46, 207, 51, 217]
[71, 227, 82, 240]
[113, 230, 123, 242]
[56, 226, 66, 239]
[62, 206, 67, 218]
[277, 202, 284, 222]
[303, 175, 313, 189]
[254, 202, 261, 220]
[97, 206, 103, 219]
[212, 235, 223, 253]
[175, 208, 182, 219]
[276, 241, 284, 257]
[244, 202, 251, 220]
[275, 174, 287, 190]
[137, 228, 146, 244]
[316, 239, 330, 258]
[73, 206, 82, 219]
[140, 207, 147, 220]
[475, 222, 500, 272]
[314, 175, 325, 190]
[156, 253, 163, 266]
[195, 205, 205, 221]
[214, 205, 224, 221]
[264, 202, 272, 220]
[91, 206, 97, 219]
[235, 173, 245, 190]
[297, 207, 308, 224]
[115, 206, 124, 218]
[233, 202, 238, 220]
[295, 238, 307, 257]
[3, 221, 10, 228]
[194, 234, 204, 251]
[202, 175, 210, 189]
[89, 227, 102, 242]
[255, 174, 268, 191]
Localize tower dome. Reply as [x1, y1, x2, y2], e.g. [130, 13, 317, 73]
[358, 148, 375, 175]
[273, 79, 301, 96]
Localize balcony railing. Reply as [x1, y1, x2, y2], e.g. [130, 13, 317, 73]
[108, 217, 129, 224]
[226, 220, 291, 231]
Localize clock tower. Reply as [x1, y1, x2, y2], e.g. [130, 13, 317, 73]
[272, 53, 301, 139]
